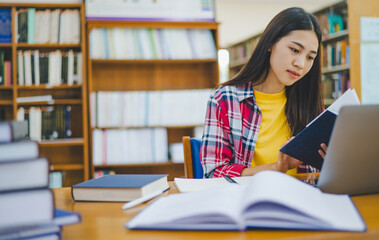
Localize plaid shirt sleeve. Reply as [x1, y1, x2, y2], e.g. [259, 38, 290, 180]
[200, 93, 246, 178]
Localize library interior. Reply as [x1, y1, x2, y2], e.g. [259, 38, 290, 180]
[1, 0, 379, 239]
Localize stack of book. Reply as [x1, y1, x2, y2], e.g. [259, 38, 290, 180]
[0, 120, 81, 239]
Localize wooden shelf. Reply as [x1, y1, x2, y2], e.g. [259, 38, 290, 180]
[0, 100, 13, 105]
[16, 43, 81, 48]
[17, 84, 82, 90]
[322, 65, 350, 74]
[92, 125, 202, 130]
[0, 3, 82, 8]
[0, 86, 13, 89]
[50, 164, 83, 171]
[87, 20, 218, 179]
[2, 2, 89, 187]
[94, 162, 183, 168]
[17, 99, 82, 105]
[87, 20, 219, 30]
[91, 59, 218, 64]
[0, 43, 12, 47]
[39, 138, 84, 147]
[322, 29, 349, 43]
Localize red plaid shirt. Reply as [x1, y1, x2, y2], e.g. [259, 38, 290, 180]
[201, 81, 316, 178]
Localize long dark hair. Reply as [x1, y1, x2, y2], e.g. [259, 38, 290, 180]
[224, 7, 324, 135]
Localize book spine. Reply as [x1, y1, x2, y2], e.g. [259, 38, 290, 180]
[0, 9, 12, 43]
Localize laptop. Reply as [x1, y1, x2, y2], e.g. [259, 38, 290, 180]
[317, 105, 379, 195]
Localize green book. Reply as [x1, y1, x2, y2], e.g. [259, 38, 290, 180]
[27, 8, 36, 44]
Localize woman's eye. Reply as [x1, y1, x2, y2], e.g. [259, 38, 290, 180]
[307, 56, 315, 60]
[290, 47, 299, 53]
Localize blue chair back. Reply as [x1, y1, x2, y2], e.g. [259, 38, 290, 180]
[190, 138, 203, 179]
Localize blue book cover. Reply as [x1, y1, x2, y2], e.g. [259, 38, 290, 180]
[280, 88, 360, 170]
[0, 9, 11, 43]
[71, 174, 169, 202]
[280, 110, 337, 170]
[73, 174, 167, 188]
[54, 208, 81, 226]
[0, 209, 80, 240]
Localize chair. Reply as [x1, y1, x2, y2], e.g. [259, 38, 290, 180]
[182, 136, 203, 179]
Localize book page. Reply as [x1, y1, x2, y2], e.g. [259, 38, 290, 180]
[327, 88, 360, 114]
[241, 171, 365, 231]
[126, 184, 245, 230]
[174, 176, 253, 192]
[307, 88, 360, 127]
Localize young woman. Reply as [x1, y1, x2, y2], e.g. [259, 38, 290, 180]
[201, 7, 327, 178]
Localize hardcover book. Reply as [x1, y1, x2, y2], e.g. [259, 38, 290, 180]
[0, 157, 49, 192]
[0, 120, 28, 143]
[0, 140, 39, 162]
[280, 89, 360, 169]
[0, 189, 54, 230]
[0, 209, 80, 240]
[72, 174, 169, 202]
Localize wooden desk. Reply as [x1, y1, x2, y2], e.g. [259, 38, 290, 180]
[54, 178, 379, 240]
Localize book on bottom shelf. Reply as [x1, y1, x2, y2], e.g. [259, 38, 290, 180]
[126, 171, 365, 232]
[71, 174, 169, 202]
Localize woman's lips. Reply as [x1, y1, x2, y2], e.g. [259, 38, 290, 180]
[287, 70, 300, 78]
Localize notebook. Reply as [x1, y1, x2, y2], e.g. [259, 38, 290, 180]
[317, 105, 379, 195]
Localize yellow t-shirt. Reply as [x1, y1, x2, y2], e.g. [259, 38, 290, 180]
[252, 89, 297, 176]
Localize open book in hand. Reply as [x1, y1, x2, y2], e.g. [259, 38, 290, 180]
[126, 171, 366, 231]
[280, 88, 360, 169]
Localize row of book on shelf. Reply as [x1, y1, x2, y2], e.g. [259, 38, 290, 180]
[228, 36, 259, 66]
[93, 125, 203, 166]
[322, 40, 350, 68]
[323, 72, 350, 100]
[92, 128, 169, 165]
[316, 12, 346, 36]
[16, 8, 80, 44]
[0, 120, 80, 239]
[0, 51, 11, 85]
[90, 28, 217, 60]
[17, 49, 83, 86]
[17, 105, 72, 142]
[91, 89, 211, 128]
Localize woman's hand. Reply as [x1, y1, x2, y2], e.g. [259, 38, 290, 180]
[276, 137, 302, 173]
[318, 143, 328, 159]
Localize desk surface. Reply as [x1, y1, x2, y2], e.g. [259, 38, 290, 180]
[54, 177, 379, 240]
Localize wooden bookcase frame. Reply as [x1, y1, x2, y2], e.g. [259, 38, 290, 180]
[86, 20, 219, 180]
[0, 2, 89, 187]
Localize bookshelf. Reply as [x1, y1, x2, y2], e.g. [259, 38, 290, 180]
[87, 20, 219, 180]
[0, 3, 88, 187]
[314, 1, 350, 105]
[227, 0, 373, 106]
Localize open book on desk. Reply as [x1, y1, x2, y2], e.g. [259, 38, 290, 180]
[126, 171, 366, 231]
[280, 88, 360, 170]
